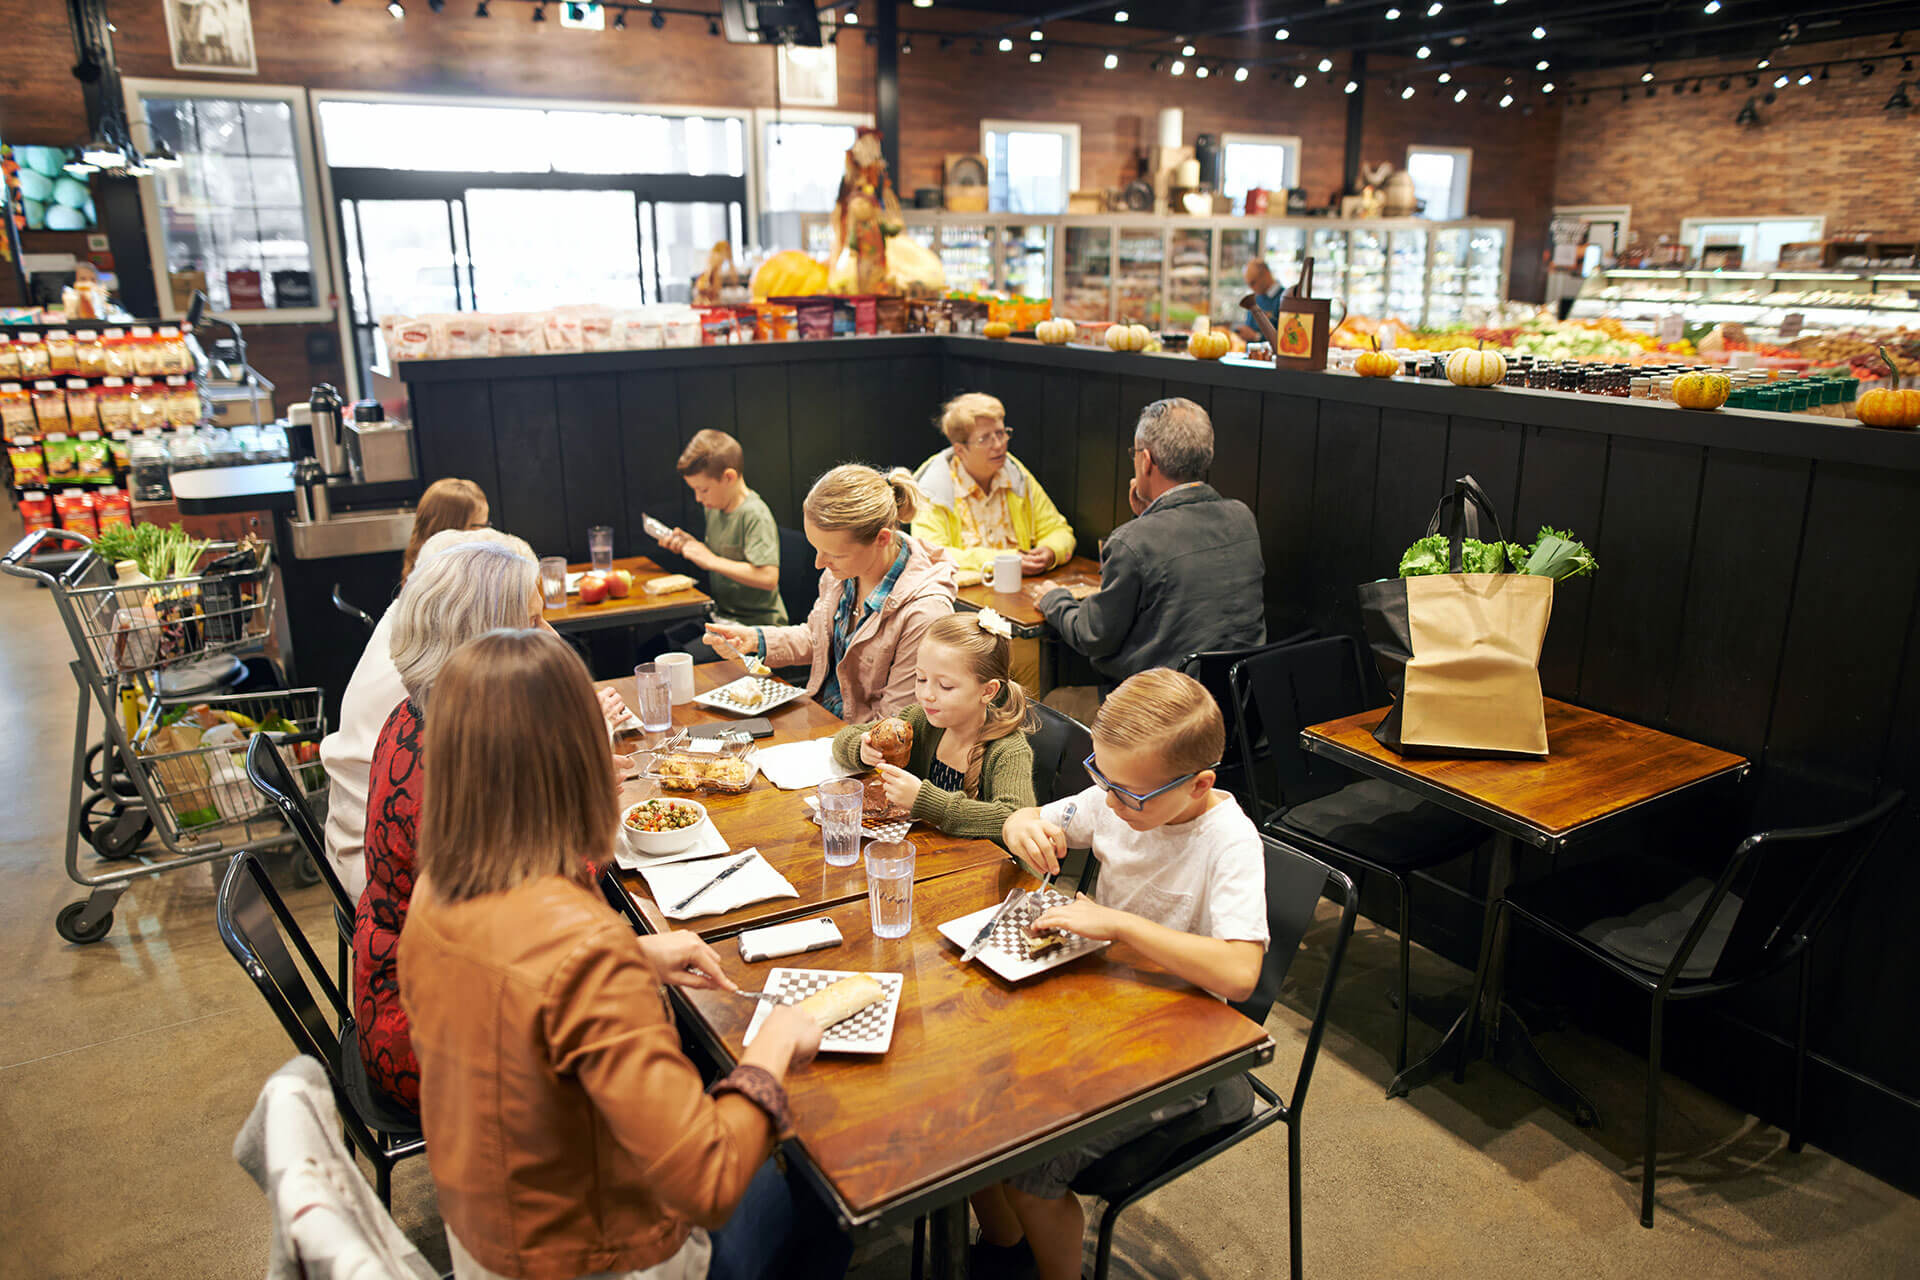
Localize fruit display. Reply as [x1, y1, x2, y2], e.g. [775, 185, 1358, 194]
[1672, 371, 1731, 411]
[1780, 327, 1920, 378]
[1035, 317, 1076, 345]
[1105, 322, 1152, 353]
[1855, 348, 1920, 429]
[1445, 346, 1508, 387]
[1354, 338, 1398, 378]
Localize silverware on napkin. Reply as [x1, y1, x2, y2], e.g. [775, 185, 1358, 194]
[670, 853, 757, 913]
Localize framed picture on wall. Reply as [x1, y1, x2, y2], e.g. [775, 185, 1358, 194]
[778, 46, 838, 107]
[165, 0, 258, 76]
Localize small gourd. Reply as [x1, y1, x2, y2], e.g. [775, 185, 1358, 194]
[1105, 322, 1152, 353]
[983, 321, 1013, 340]
[1353, 336, 1399, 379]
[1671, 371, 1731, 411]
[1445, 342, 1508, 388]
[1035, 317, 1076, 345]
[1856, 346, 1920, 429]
[1189, 319, 1231, 360]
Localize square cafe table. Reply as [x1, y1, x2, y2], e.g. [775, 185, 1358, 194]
[546, 555, 711, 635]
[674, 860, 1275, 1278]
[953, 554, 1103, 639]
[1301, 698, 1748, 1123]
[600, 663, 1008, 938]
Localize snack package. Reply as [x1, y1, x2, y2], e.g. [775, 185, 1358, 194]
[8, 439, 47, 485]
[98, 380, 135, 432]
[158, 326, 192, 374]
[0, 384, 33, 437]
[612, 310, 661, 350]
[43, 435, 79, 482]
[94, 488, 133, 531]
[166, 377, 202, 429]
[18, 490, 54, 533]
[75, 433, 112, 483]
[15, 336, 51, 378]
[490, 313, 545, 356]
[697, 307, 738, 346]
[132, 379, 168, 432]
[101, 329, 132, 377]
[578, 310, 616, 351]
[32, 381, 69, 434]
[131, 326, 163, 376]
[442, 314, 493, 359]
[44, 330, 77, 375]
[0, 337, 17, 380]
[542, 311, 583, 353]
[53, 489, 97, 537]
[107, 430, 133, 469]
[754, 304, 797, 342]
[74, 331, 107, 376]
[66, 379, 99, 433]
[392, 315, 441, 361]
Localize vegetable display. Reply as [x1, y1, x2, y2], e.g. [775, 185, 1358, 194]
[1188, 323, 1231, 360]
[1399, 525, 1596, 581]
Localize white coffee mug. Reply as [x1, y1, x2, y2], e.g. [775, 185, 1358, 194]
[659, 651, 696, 705]
[992, 552, 1022, 593]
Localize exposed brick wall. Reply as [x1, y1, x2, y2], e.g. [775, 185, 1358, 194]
[1552, 36, 1920, 245]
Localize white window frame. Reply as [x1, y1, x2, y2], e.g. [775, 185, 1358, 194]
[1405, 145, 1473, 220]
[122, 78, 335, 325]
[750, 107, 874, 224]
[1678, 214, 1827, 266]
[980, 120, 1082, 215]
[1219, 132, 1302, 207]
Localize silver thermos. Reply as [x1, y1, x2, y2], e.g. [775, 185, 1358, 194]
[309, 383, 351, 481]
[294, 457, 330, 523]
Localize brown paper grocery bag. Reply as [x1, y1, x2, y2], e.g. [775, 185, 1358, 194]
[1398, 573, 1552, 756]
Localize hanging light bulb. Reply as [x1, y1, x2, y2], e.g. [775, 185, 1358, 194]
[1030, 28, 1042, 40]
[1426, 3, 1442, 16]
[1454, 88, 1467, 102]
[1344, 79, 1358, 93]
[1499, 93, 1513, 106]
[1293, 73, 1308, 87]
[1703, 0, 1720, 11]
[1531, 25, 1546, 39]
[1401, 85, 1416, 98]
[1438, 71, 1452, 83]
[1642, 66, 1655, 81]
[1416, 45, 1431, 58]
[1171, 59, 1185, 75]
[1030, 50, 1042, 62]
[998, 36, 1012, 51]
[1385, 7, 1401, 18]
[1274, 27, 1289, 40]
[843, 9, 857, 23]
[1318, 57, 1333, 72]
[1235, 66, 1248, 81]
[1113, 8, 1127, 21]
[1774, 74, 1788, 87]
[1536, 59, 1549, 71]
[1182, 43, 1196, 56]
[1195, 63, 1209, 78]
[1541, 81, 1555, 93]
[1796, 72, 1811, 85]
[913, 0, 932, 6]
[1104, 53, 1118, 69]
[388, 0, 404, 17]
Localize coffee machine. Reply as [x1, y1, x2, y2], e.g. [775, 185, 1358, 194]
[307, 383, 352, 481]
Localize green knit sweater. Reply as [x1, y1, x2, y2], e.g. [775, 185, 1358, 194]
[830, 703, 1036, 843]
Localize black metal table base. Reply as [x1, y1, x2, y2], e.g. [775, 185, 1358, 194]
[1388, 996, 1600, 1128]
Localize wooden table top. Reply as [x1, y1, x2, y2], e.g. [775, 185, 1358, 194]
[676, 860, 1275, 1227]
[545, 555, 711, 629]
[602, 663, 1009, 937]
[955, 555, 1102, 631]
[1301, 698, 1748, 847]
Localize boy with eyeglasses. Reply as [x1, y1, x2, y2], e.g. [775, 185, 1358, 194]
[976, 668, 1268, 1280]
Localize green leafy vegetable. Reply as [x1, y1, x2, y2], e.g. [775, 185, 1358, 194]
[93, 522, 211, 582]
[1522, 526, 1598, 581]
[1398, 535, 1525, 577]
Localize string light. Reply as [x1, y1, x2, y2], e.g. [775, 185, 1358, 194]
[1274, 27, 1289, 40]
[1385, 7, 1401, 18]
[1104, 52, 1118, 69]
[912, 0, 932, 7]
[387, 0, 404, 16]
[1030, 49, 1042, 62]
[843, 10, 856, 23]
[1536, 59, 1549, 71]
[1317, 56, 1333, 71]
[1542, 81, 1555, 92]
[1426, 3, 1442, 16]
[1171, 59, 1185, 75]
[1642, 67, 1655, 81]
[1344, 79, 1358, 93]
[1030, 28, 1042, 40]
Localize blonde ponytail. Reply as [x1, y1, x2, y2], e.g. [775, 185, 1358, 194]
[805, 463, 925, 544]
[922, 613, 1033, 798]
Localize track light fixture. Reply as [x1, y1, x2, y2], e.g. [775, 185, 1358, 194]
[1030, 49, 1042, 62]
[1861, 62, 1875, 77]
[1763, 90, 1776, 104]
[1402, 85, 1416, 98]
[1703, 0, 1720, 12]
[1796, 72, 1811, 85]
[1691, 80, 1701, 93]
[1438, 71, 1451, 83]
[1293, 73, 1308, 87]
[1531, 25, 1545, 38]
[1417, 45, 1431, 58]
[1746, 73, 1758, 86]
[900, 35, 911, 52]
[1427, 3, 1443, 16]
[1454, 88, 1468, 102]
[531, 1, 545, 21]
[1171, 59, 1185, 75]
[1318, 57, 1333, 72]
[474, 0, 489, 14]
[1773, 74, 1788, 88]
[1030, 28, 1043, 40]
[1735, 97, 1760, 125]
[1385, 7, 1401, 18]
[1274, 27, 1289, 40]
[1889, 82, 1915, 110]
[1344, 79, 1358, 93]
[650, 9, 664, 28]
[1104, 53, 1118, 69]
[388, 0, 404, 17]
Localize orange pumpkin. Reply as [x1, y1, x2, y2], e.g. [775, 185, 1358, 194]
[983, 321, 1013, 340]
[1353, 336, 1398, 379]
[1190, 330, 1231, 360]
[1856, 346, 1920, 429]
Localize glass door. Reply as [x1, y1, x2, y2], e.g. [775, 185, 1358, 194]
[649, 200, 742, 303]
[1216, 228, 1261, 321]
[1464, 226, 1507, 312]
[1428, 227, 1470, 327]
[465, 188, 645, 312]
[1347, 227, 1388, 320]
[1060, 226, 1112, 322]
[338, 197, 466, 390]
[905, 223, 993, 293]
[1309, 227, 1349, 305]
[1388, 229, 1429, 324]
[1115, 228, 1165, 327]
[1002, 223, 1055, 299]
[1265, 226, 1307, 287]
[1166, 227, 1213, 329]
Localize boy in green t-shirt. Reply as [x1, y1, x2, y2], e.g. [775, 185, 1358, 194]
[655, 429, 788, 627]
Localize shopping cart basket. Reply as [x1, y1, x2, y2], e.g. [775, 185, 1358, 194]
[3, 526, 329, 944]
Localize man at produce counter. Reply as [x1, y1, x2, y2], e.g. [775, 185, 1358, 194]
[1027, 398, 1265, 690]
[1236, 259, 1284, 342]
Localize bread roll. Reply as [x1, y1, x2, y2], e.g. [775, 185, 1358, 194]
[643, 573, 697, 596]
[868, 717, 913, 768]
[795, 974, 887, 1030]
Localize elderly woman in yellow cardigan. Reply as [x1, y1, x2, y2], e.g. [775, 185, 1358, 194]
[910, 392, 1077, 578]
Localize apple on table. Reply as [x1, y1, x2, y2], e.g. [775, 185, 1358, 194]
[606, 568, 633, 598]
[578, 571, 609, 605]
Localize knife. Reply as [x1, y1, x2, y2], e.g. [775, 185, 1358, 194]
[670, 853, 757, 914]
[960, 888, 1027, 964]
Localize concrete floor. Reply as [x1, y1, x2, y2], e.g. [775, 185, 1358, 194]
[5, 511, 1919, 1279]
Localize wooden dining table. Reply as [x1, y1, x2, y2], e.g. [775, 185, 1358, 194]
[546, 554, 712, 635]
[1301, 698, 1749, 1121]
[953, 554, 1103, 639]
[599, 662, 1009, 938]
[673, 859, 1276, 1276]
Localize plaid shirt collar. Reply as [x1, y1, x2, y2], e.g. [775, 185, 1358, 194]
[834, 538, 911, 641]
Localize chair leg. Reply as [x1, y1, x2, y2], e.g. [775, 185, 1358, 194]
[1288, 1121, 1304, 1280]
[1093, 1200, 1121, 1280]
[1393, 872, 1413, 1076]
[376, 1158, 392, 1210]
[1641, 1000, 1664, 1229]
[1789, 949, 1811, 1154]
[910, 1215, 926, 1280]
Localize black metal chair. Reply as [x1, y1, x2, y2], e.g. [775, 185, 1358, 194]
[1230, 634, 1485, 1075]
[245, 732, 356, 991]
[1466, 788, 1903, 1228]
[331, 583, 377, 637]
[776, 526, 821, 628]
[216, 851, 424, 1207]
[1179, 628, 1317, 804]
[1068, 837, 1359, 1280]
[1028, 702, 1096, 887]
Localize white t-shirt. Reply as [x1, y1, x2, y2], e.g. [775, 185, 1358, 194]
[317, 606, 404, 902]
[1042, 786, 1269, 952]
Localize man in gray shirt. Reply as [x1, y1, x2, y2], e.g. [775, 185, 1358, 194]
[1028, 398, 1267, 685]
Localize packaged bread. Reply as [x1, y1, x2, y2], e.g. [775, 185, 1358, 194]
[794, 974, 887, 1030]
[166, 377, 202, 429]
[388, 315, 439, 362]
[491, 313, 545, 356]
[543, 311, 583, 353]
[0, 337, 17, 380]
[643, 573, 697, 596]
[442, 314, 493, 359]
[16, 336, 51, 378]
[97, 380, 135, 431]
[578, 309, 617, 351]
[101, 329, 132, 377]
[32, 381, 69, 434]
[131, 326, 163, 376]
[66, 380, 99, 433]
[0, 384, 34, 437]
[44, 330, 76, 375]
[157, 326, 192, 374]
[132, 379, 167, 432]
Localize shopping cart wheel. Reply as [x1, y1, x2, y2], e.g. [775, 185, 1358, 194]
[56, 901, 115, 945]
[82, 743, 140, 799]
[79, 793, 152, 860]
[290, 850, 323, 888]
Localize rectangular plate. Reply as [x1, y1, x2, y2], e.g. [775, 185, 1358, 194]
[693, 675, 808, 717]
[938, 888, 1109, 982]
[742, 968, 905, 1055]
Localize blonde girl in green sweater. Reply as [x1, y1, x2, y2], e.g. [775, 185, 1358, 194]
[831, 613, 1036, 842]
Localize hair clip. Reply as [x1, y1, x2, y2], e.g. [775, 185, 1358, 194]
[975, 608, 1013, 639]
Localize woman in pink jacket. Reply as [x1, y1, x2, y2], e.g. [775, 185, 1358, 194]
[706, 464, 955, 722]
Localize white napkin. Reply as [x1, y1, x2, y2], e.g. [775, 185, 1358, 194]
[638, 849, 797, 920]
[755, 737, 860, 790]
[613, 817, 730, 870]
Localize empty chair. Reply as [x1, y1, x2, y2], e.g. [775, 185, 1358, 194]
[1028, 702, 1096, 888]
[1466, 789, 1902, 1227]
[216, 850, 424, 1206]
[1069, 836, 1359, 1280]
[332, 583, 377, 637]
[245, 731, 356, 990]
[1231, 634, 1484, 1075]
[777, 525, 819, 629]
[1179, 627, 1316, 803]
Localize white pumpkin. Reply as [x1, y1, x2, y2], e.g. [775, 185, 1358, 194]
[1035, 317, 1077, 345]
[1445, 346, 1508, 388]
[1105, 323, 1153, 353]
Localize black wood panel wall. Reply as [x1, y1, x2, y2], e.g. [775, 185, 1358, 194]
[403, 339, 1920, 1195]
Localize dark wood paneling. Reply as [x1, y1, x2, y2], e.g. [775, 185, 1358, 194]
[1369, 409, 1450, 582]
[486, 378, 569, 559]
[730, 363, 793, 528]
[1512, 426, 1609, 697]
[1207, 387, 1263, 513]
[553, 374, 629, 564]
[409, 380, 500, 509]
[877, 355, 941, 477]
[1256, 394, 1320, 632]
[1037, 371, 1083, 519]
[615, 370, 689, 537]
[1442, 414, 1526, 530]
[1307, 401, 1382, 639]
[1073, 375, 1122, 541]
[994, 366, 1045, 473]
[784, 362, 841, 522]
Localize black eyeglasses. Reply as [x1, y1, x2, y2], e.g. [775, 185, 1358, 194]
[1083, 751, 1216, 811]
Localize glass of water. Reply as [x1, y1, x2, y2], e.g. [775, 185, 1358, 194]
[818, 778, 864, 868]
[538, 556, 567, 610]
[632, 662, 673, 733]
[588, 525, 614, 573]
[865, 840, 916, 939]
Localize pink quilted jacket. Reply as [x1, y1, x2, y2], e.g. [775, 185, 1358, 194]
[759, 534, 956, 722]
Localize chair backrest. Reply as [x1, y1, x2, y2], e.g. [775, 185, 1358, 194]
[1229, 635, 1375, 823]
[217, 851, 350, 1074]
[1684, 789, 1904, 987]
[777, 526, 820, 627]
[1180, 628, 1317, 768]
[331, 584, 377, 637]
[1029, 701, 1094, 805]
[1246, 836, 1359, 1120]
[246, 732, 355, 921]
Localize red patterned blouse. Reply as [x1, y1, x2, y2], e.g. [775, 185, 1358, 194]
[353, 698, 423, 1112]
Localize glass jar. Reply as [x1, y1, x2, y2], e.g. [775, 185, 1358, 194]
[167, 429, 212, 473]
[130, 434, 173, 501]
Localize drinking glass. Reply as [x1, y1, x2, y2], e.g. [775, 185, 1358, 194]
[538, 556, 567, 610]
[818, 778, 864, 868]
[865, 840, 916, 939]
[632, 662, 672, 733]
[588, 525, 614, 573]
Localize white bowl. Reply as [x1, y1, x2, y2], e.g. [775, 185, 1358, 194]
[620, 798, 709, 857]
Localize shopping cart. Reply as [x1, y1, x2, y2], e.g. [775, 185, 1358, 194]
[3, 526, 329, 944]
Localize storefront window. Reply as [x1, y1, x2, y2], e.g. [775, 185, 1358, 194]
[982, 121, 1079, 215]
[1220, 135, 1300, 213]
[763, 121, 857, 212]
[316, 101, 746, 176]
[1407, 146, 1472, 220]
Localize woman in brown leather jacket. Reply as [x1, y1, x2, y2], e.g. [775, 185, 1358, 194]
[398, 629, 849, 1280]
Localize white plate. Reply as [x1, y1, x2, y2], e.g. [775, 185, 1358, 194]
[938, 889, 1109, 982]
[1218, 351, 1274, 368]
[692, 676, 809, 716]
[742, 969, 905, 1055]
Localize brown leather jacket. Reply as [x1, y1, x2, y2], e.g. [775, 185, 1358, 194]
[399, 873, 786, 1280]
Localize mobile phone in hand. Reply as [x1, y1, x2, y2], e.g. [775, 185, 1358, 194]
[642, 513, 673, 541]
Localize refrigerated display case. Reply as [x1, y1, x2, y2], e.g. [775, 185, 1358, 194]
[1388, 229, 1429, 320]
[904, 221, 994, 294]
[1345, 228, 1386, 321]
[1000, 223, 1054, 299]
[1428, 224, 1510, 327]
[1166, 227, 1213, 329]
[1059, 225, 1112, 322]
[1215, 228, 1261, 320]
[1115, 228, 1165, 326]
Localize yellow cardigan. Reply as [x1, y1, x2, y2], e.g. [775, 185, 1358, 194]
[909, 450, 1078, 575]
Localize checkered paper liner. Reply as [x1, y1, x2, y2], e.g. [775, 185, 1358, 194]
[938, 888, 1110, 982]
[692, 676, 808, 717]
[742, 969, 906, 1054]
[804, 796, 914, 842]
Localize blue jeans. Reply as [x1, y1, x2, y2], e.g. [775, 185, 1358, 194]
[705, 1159, 851, 1280]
